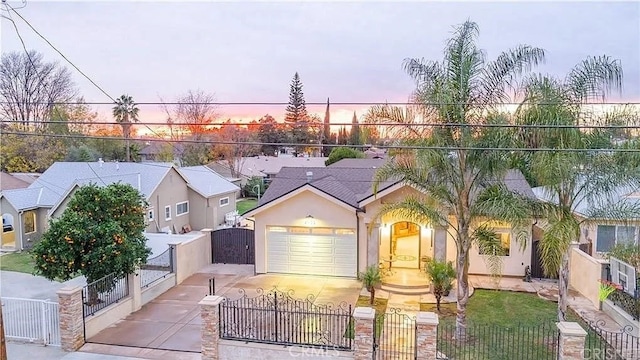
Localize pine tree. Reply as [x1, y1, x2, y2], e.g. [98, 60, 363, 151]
[284, 72, 308, 124]
[321, 98, 332, 156]
[349, 111, 361, 147]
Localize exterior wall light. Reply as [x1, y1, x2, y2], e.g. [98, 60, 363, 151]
[304, 215, 316, 226]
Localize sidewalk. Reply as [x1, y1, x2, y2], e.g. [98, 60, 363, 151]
[6, 342, 145, 360]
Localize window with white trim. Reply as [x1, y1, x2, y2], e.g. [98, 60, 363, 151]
[478, 229, 511, 256]
[147, 208, 154, 221]
[176, 201, 189, 216]
[164, 205, 171, 220]
[219, 197, 230, 207]
[596, 225, 638, 252]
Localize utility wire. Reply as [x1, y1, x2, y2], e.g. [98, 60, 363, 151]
[3, 130, 640, 153]
[0, 101, 638, 106]
[2, 119, 639, 129]
[6, 4, 116, 102]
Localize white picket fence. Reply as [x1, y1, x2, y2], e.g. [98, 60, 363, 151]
[1, 297, 61, 346]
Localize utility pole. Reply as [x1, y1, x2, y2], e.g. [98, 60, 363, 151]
[0, 302, 7, 360]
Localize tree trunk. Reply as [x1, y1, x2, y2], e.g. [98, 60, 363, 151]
[123, 114, 131, 162]
[557, 249, 570, 321]
[455, 241, 470, 341]
[435, 290, 442, 312]
[369, 286, 375, 305]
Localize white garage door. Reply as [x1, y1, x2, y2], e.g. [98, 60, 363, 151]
[267, 226, 357, 277]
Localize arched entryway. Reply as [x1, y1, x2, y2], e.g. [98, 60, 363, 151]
[1, 214, 16, 248]
[390, 221, 420, 268]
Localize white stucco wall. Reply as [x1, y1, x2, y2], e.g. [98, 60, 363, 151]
[253, 189, 359, 274]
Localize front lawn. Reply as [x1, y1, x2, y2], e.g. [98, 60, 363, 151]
[0, 251, 36, 274]
[236, 198, 258, 215]
[422, 290, 561, 360]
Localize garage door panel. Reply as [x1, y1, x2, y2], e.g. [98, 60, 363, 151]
[267, 228, 356, 277]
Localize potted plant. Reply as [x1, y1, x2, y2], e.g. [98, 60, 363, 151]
[424, 260, 456, 311]
[359, 265, 382, 305]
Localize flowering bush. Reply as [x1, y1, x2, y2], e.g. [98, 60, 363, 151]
[598, 279, 623, 302]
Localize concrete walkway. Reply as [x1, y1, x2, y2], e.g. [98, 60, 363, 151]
[6, 342, 148, 360]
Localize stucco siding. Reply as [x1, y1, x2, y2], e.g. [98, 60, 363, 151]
[147, 168, 190, 234]
[467, 223, 532, 277]
[254, 190, 358, 274]
[211, 191, 237, 227]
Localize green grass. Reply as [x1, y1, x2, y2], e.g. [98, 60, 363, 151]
[421, 290, 561, 360]
[236, 198, 258, 215]
[0, 251, 36, 274]
[345, 295, 388, 339]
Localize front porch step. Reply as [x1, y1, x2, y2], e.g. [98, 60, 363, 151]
[381, 283, 430, 295]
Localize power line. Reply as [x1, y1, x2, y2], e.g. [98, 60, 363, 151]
[2, 119, 640, 130]
[3, 130, 639, 153]
[6, 4, 116, 102]
[0, 101, 638, 106]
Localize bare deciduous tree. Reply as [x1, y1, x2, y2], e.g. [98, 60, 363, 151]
[0, 51, 77, 129]
[174, 89, 218, 138]
[211, 121, 259, 178]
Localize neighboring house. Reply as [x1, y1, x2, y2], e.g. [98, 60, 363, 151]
[138, 142, 184, 163]
[207, 155, 328, 186]
[0, 161, 239, 251]
[244, 162, 536, 278]
[0, 172, 30, 190]
[532, 185, 640, 257]
[328, 158, 387, 169]
[9, 172, 40, 185]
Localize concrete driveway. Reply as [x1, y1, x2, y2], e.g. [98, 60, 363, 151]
[87, 265, 361, 355]
[0, 270, 86, 300]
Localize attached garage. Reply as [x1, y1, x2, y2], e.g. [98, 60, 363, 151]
[266, 226, 357, 277]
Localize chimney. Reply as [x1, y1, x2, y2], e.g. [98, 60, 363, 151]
[98, 158, 104, 168]
[306, 171, 313, 182]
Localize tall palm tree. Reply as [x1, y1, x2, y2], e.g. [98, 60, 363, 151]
[112, 94, 139, 162]
[514, 56, 640, 321]
[371, 20, 544, 339]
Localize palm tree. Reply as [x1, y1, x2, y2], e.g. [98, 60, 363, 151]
[424, 260, 456, 312]
[514, 56, 640, 321]
[112, 94, 139, 162]
[371, 20, 544, 339]
[359, 265, 382, 305]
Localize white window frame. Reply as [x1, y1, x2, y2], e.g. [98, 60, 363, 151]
[164, 205, 171, 221]
[147, 208, 154, 221]
[219, 197, 230, 207]
[176, 201, 189, 216]
[23, 211, 37, 234]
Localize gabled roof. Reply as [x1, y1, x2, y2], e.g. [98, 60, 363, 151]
[1, 187, 51, 211]
[178, 166, 240, 198]
[256, 167, 398, 209]
[0, 172, 30, 190]
[328, 158, 388, 169]
[207, 156, 328, 179]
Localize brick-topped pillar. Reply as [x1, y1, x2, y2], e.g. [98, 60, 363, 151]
[353, 307, 376, 360]
[557, 322, 587, 360]
[57, 286, 85, 351]
[416, 312, 439, 359]
[200, 295, 224, 360]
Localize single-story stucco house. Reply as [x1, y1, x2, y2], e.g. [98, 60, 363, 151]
[0, 161, 239, 251]
[244, 160, 536, 283]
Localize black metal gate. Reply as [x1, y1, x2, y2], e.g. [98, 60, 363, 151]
[212, 228, 255, 264]
[531, 240, 558, 279]
[373, 308, 417, 360]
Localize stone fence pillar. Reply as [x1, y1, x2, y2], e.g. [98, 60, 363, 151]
[353, 307, 376, 360]
[416, 312, 439, 359]
[557, 322, 587, 360]
[200, 295, 224, 360]
[57, 286, 85, 351]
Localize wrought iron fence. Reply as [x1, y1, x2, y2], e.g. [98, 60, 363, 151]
[436, 322, 559, 360]
[140, 246, 174, 288]
[373, 308, 416, 360]
[219, 287, 353, 350]
[578, 312, 640, 360]
[82, 273, 129, 317]
[1, 297, 60, 346]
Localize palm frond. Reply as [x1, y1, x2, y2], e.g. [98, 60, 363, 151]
[567, 55, 623, 103]
[472, 224, 504, 276]
[375, 195, 453, 230]
[538, 213, 579, 276]
[471, 184, 533, 228]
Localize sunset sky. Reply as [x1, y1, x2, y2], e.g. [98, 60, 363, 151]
[1, 1, 639, 132]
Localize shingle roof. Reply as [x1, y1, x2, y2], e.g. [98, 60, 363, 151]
[1, 162, 176, 211]
[257, 166, 535, 210]
[257, 167, 398, 208]
[208, 156, 328, 179]
[0, 172, 30, 190]
[328, 158, 388, 169]
[178, 166, 240, 197]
